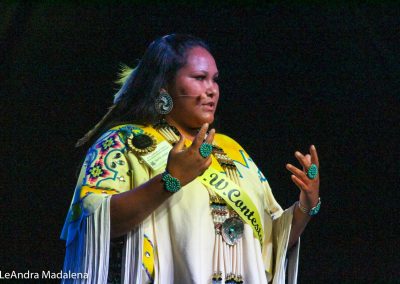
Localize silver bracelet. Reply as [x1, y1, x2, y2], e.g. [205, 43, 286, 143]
[297, 198, 321, 216]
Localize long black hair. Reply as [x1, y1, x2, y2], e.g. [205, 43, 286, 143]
[76, 34, 210, 147]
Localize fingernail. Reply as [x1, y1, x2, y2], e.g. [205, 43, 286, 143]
[295, 151, 300, 156]
[311, 145, 316, 150]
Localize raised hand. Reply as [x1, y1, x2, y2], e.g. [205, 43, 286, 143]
[286, 145, 320, 209]
[166, 123, 215, 186]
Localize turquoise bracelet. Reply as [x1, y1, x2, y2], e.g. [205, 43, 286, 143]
[298, 198, 321, 216]
[161, 171, 182, 193]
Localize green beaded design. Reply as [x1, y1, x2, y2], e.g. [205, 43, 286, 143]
[162, 171, 181, 193]
[307, 164, 318, 179]
[199, 143, 213, 158]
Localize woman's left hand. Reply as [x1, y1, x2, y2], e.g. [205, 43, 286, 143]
[286, 145, 320, 209]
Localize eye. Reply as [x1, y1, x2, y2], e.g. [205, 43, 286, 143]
[213, 76, 220, 83]
[194, 75, 206, 81]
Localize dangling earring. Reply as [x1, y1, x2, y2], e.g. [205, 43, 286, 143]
[155, 90, 173, 115]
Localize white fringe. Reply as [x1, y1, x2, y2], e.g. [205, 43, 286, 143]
[272, 204, 299, 284]
[62, 197, 111, 284]
[122, 227, 143, 283]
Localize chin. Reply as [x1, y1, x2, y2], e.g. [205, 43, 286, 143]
[188, 112, 216, 128]
[201, 115, 215, 125]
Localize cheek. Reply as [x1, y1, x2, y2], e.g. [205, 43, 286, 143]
[172, 98, 198, 114]
[183, 81, 204, 97]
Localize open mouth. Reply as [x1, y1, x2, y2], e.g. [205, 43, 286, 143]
[202, 102, 215, 108]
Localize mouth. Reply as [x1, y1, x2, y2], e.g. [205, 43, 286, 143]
[201, 102, 216, 111]
[202, 101, 215, 107]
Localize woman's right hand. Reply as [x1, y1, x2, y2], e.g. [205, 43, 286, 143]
[166, 123, 215, 186]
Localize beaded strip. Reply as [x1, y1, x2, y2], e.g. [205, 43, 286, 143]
[154, 120, 181, 145]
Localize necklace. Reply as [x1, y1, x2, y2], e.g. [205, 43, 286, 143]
[154, 121, 244, 284]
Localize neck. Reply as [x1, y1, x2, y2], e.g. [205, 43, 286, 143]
[164, 117, 198, 141]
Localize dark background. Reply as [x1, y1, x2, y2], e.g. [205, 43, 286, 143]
[1, 2, 399, 283]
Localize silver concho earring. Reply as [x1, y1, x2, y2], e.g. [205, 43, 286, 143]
[155, 90, 173, 115]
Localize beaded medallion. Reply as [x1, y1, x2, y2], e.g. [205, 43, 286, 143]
[222, 217, 244, 246]
[127, 132, 157, 156]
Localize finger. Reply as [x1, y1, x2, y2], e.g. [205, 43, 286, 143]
[291, 175, 307, 191]
[172, 133, 185, 152]
[205, 128, 215, 144]
[204, 157, 212, 169]
[286, 163, 307, 180]
[191, 123, 209, 149]
[302, 154, 312, 171]
[310, 145, 319, 168]
[295, 151, 310, 170]
[197, 157, 212, 176]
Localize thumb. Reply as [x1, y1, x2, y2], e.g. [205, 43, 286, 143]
[172, 133, 185, 152]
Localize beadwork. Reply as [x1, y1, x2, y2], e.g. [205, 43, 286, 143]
[127, 132, 157, 156]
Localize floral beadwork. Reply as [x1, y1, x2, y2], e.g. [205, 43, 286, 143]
[96, 133, 122, 155]
[83, 130, 129, 186]
[87, 161, 110, 183]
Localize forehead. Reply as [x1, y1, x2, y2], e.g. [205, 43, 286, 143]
[182, 47, 218, 71]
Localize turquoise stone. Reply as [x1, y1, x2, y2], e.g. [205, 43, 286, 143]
[307, 164, 318, 179]
[199, 143, 213, 158]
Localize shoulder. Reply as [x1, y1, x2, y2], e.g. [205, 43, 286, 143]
[90, 124, 146, 151]
[214, 133, 247, 153]
[91, 127, 127, 153]
[214, 133, 269, 185]
[82, 125, 138, 181]
[214, 133, 250, 163]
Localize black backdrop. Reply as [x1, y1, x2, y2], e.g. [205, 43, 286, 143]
[1, 2, 399, 283]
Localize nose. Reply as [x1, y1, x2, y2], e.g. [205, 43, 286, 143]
[205, 81, 218, 97]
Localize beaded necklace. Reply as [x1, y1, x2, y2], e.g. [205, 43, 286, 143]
[154, 121, 244, 284]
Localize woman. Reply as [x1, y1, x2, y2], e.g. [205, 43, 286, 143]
[61, 34, 320, 284]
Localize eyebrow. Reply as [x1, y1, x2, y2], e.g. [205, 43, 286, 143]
[197, 70, 219, 77]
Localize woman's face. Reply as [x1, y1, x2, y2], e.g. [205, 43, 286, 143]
[166, 47, 219, 131]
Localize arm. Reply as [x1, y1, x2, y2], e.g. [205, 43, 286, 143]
[110, 124, 215, 238]
[286, 145, 320, 248]
[110, 174, 172, 238]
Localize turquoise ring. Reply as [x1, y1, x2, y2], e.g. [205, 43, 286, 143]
[199, 143, 213, 158]
[307, 164, 318, 179]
